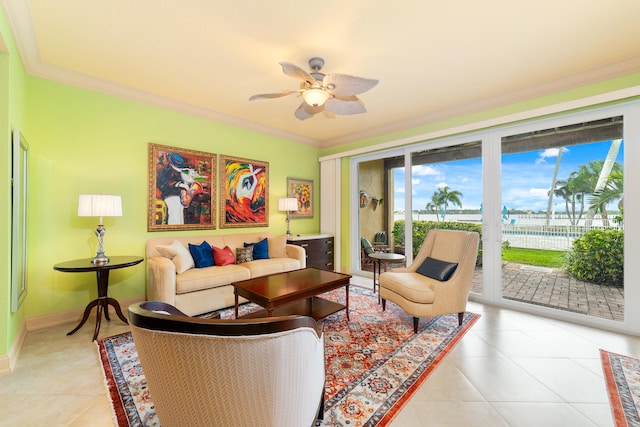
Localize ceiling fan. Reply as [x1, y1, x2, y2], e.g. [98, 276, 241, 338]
[249, 57, 379, 120]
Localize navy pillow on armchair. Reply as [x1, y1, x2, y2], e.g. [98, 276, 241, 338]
[416, 257, 458, 281]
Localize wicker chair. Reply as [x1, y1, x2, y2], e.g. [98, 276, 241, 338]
[128, 301, 325, 427]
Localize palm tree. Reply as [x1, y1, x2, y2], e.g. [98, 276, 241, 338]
[555, 159, 622, 226]
[425, 201, 437, 221]
[553, 174, 589, 226]
[586, 139, 622, 224]
[433, 186, 463, 221]
[546, 147, 563, 226]
[426, 193, 443, 222]
[572, 159, 622, 226]
[567, 165, 597, 224]
[550, 179, 574, 224]
[588, 169, 623, 226]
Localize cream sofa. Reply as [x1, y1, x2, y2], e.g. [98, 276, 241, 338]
[146, 231, 306, 316]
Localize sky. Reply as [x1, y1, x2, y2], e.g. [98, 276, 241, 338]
[393, 140, 624, 213]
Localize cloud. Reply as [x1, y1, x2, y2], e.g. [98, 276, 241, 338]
[535, 147, 569, 165]
[411, 178, 420, 185]
[529, 188, 549, 198]
[412, 164, 440, 177]
[436, 182, 448, 189]
[501, 186, 551, 211]
[504, 187, 548, 200]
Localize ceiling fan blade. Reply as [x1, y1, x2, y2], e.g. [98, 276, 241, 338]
[325, 97, 366, 115]
[323, 73, 379, 96]
[249, 90, 298, 101]
[294, 102, 324, 121]
[280, 62, 316, 84]
[322, 110, 336, 119]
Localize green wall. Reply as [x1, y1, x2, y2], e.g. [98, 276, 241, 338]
[0, 2, 321, 356]
[1, 6, 28, 358]
[24, 77, 320, 319]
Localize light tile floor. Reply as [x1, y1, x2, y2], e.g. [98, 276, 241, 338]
[1, 275, 637, 426]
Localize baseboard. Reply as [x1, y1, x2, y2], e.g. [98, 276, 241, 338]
[0, 355, 9, 376]
[0, 296, 146, 376]
[25, 296, 146, 331]
[0, 320, 27, 376]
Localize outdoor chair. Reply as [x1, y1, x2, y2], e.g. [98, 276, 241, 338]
[372, 231, 390, 252]
[380, 229, 479, 333]
[128, 301, 325, 427]
[361, 237, 376, 267]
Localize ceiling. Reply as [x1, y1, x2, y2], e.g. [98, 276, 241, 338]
[2, 0, 640, 148]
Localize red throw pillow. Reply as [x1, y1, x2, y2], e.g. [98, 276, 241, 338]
[212, 245, 235, 266]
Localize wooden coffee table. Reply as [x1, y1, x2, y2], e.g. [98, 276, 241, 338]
[233, 268, 352, 321]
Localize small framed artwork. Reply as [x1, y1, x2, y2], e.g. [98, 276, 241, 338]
[287, 178, 313, 218]
[148, 143, 216, 231]
[219, 155, 269, 228]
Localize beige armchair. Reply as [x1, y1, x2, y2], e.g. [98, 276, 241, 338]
[129, 302, 325, 427]
[380, 229, 479, 333]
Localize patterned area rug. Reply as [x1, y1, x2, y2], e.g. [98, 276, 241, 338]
[601, 349, 640, 427]
[97, 285, 479, 426]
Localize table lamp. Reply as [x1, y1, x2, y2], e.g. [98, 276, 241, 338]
[278, 197, 298, 237]
[78, 194, 122, 264]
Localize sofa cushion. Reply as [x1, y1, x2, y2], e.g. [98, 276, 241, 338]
[244, 238, 269, 260]
[416, 257, 458, 281]
[236, 247, 253, 264]
[157, 240, 194, 274]
[268, 234, 287, 258]
[213, 245, 235, 266]
[188, 241, 214, 268]
[242, 258, 302, 278]
[176, 264, 250, 294]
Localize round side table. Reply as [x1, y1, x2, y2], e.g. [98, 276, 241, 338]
[368, 252, 406, 303]
[54, 255, 143, 341]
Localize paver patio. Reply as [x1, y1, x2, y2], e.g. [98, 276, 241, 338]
[365, 261, 624, 321]
[471, 263, 624, 321]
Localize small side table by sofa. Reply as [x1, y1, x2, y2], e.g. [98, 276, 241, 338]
[369, 252, 406, 303]
[53, 255, 143, 341]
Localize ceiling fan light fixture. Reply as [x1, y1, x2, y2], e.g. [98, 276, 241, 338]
[302, 88, 330, 107]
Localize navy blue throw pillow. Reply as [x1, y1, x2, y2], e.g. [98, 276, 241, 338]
[244, 238, 269, 260]
[416, 257, 458, 281]
[188, 241, 214, 268]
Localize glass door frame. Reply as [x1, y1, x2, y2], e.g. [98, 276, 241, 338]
[350, 100, 640, 335]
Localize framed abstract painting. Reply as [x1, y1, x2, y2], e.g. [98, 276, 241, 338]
[148, 143, 216, 231]
[219, 155, 269, 228]
[287, 177, 313, 218]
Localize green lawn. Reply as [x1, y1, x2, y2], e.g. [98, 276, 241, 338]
[502, 247, 566, 268]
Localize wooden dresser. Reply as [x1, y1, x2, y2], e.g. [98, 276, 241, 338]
[287, 234, 334, 271]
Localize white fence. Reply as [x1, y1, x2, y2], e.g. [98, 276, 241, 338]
[394, 213, 623, 251]
[502, 223, 623, 251]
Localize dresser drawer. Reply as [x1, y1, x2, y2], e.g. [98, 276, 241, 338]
[294, 238, 332, 252]
[288, 236, 334, 271]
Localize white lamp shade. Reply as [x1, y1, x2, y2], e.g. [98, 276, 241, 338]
[78, 194, 122, 217]
[302, 88, 330, 107]
[278, 197, 298, 212]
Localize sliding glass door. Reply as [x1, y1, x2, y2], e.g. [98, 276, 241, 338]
[409, 141, 483, 293]
[500, 117, 624, 321]
[350, 100, 637, 333]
